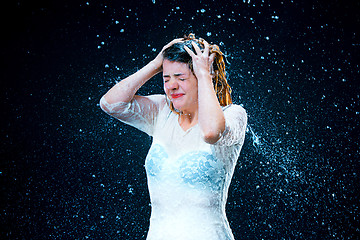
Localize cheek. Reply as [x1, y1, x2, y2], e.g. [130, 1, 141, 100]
[184, 81, 197, 94]
[163, 83, 169, 94]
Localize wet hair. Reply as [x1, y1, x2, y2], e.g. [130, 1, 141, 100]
[163, 33, 232, 113]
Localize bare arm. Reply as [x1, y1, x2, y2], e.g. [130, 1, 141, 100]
[100, 60, 161, 106]
[185, 41, 226, 144]
[100, 38, 184, 109]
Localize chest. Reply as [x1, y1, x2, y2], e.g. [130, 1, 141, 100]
[145, 109, 231, 192]
[145, 143, 227, 193]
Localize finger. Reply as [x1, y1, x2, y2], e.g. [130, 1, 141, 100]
[165, 38, 183, 48]
[203, 40, 210, 56]
[191, 41, 202, 55]
[209, 52, 216, 65]
[162, 38, 183, 51]
[184, 45, 196, 57]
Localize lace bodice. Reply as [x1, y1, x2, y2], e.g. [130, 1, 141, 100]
[100, 95, 247, 240]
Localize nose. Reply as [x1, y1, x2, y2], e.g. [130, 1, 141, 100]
[165, 78, 178, 90]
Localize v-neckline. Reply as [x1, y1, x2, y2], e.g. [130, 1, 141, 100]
[177, 115, 198, 134]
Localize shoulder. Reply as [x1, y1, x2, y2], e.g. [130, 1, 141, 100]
[144, 94, 167, 104]
[144, 94, 172, 116]
[222, 104, 247, 119]
[223, 104, 248, 132]
[214, 104, 247, 146]
[136, 94, 168, 110]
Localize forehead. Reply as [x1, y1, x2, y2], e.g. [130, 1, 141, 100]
[162, 59, 191, 75]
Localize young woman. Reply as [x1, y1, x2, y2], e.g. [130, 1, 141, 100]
[100, 34, 247, 240]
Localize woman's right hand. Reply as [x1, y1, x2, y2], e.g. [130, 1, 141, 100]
[101, 38, 184, 106]
[152, 38, 184, 71]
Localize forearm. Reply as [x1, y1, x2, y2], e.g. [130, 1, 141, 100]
[102, 60, 161, 104]
[197, 73, 226, 144]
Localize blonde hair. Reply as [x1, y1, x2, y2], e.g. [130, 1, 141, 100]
[163, 33, 232, 113]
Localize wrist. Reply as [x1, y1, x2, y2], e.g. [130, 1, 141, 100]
[196, 71, 212, 82]
[148, 59, 163, 74]
[150, 58, 163, 72]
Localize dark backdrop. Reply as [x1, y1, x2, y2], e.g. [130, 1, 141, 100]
[1, 0, 359, 239]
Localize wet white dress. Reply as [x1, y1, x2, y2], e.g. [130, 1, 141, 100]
[100, 94, 247, 240]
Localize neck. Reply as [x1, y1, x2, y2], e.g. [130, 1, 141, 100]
[179, 109, 198, 130]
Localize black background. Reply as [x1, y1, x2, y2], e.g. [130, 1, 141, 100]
[1, 0, 359, 239]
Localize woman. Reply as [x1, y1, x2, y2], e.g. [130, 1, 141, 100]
[100, 34, 247, 240]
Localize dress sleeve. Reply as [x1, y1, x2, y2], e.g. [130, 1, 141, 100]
[215, 104, 247, 146]
[99, 94, 166, 136]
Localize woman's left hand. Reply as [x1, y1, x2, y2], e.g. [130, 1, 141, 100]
[185, 39, 225, 144]
[184, 40, 216, 79]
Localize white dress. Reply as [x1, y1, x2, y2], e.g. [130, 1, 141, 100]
[100, 94, 247, 240]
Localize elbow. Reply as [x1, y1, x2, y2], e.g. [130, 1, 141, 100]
[99, 95, 129, 117]
[99, 95, 116, 114]
[202, 130, 222, 144]
[201, 118, 225, 144]
[99, 96, 109, 112]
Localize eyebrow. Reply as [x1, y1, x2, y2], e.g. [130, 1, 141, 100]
[163, 73, 185, 77]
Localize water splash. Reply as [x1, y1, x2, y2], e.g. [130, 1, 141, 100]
[247, 125, 261, 147]
[246, 124, 305, 184]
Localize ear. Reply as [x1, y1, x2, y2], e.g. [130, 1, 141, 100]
[209, 52, 216, 65]
[209, 53, 216, 76]
[210, 64, 215, 76]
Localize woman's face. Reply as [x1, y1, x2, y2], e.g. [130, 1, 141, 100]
[162, 59, 198, 114]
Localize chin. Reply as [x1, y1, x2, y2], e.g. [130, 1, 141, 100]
[171, 99, 182, 108]
[173, 104, 183, 111]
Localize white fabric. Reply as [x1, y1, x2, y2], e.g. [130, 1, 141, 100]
[100, 94, 247, 240]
